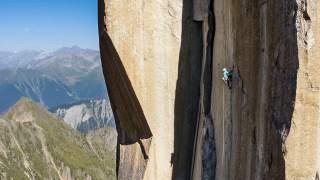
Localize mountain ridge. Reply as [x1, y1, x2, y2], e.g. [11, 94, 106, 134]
[0, 47, 107, 113]
[0, 98, 116, 180]
[50, 98, 115, 133]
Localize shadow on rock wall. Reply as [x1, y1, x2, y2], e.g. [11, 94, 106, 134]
[98, 0, 152, 179]
[266, 0, 299, 179]
[172, 0, 203, 179]
[231, 0, 299, 179]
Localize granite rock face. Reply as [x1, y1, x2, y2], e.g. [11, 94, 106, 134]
[98, 0, 320, 179]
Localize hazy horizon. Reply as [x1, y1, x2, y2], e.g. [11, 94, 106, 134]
[0, 45, 99, 53]
[0, 0, 99, 51]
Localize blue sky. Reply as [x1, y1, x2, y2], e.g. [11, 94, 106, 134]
[0, 0, 99, 51]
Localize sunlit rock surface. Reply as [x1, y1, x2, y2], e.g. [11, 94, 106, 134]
[98, 0, 320, 179]
[51, 99, 115, 133]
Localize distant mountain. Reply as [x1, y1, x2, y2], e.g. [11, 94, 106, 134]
[0, 50, 42, 69]
[28, 46, 102, 86]
[0, 68, 75, 113]
[50, 99, 115, 133]
[0, 98, 116, 179]
[0, 47, 107, 113]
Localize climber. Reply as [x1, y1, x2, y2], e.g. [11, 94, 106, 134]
[222, 68, 233, 89]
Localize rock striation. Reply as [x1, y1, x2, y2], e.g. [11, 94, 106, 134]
[51, 99, 115, 133]
[98, 0, 320, 179]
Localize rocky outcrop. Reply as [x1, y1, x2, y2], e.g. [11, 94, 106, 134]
[98, 0, 320, 179]
[51, 99, 115, 133]
[99, 0, 202, 179]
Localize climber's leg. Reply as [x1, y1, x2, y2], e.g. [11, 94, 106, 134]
[227, 77, 232, 89]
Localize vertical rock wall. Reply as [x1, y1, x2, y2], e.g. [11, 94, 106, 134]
[99, 0, 202, 179]
[99, 0, 320, 179]
[285, 0, 320, 179]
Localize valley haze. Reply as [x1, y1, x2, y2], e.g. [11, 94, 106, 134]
[0, 46, 107, 113]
